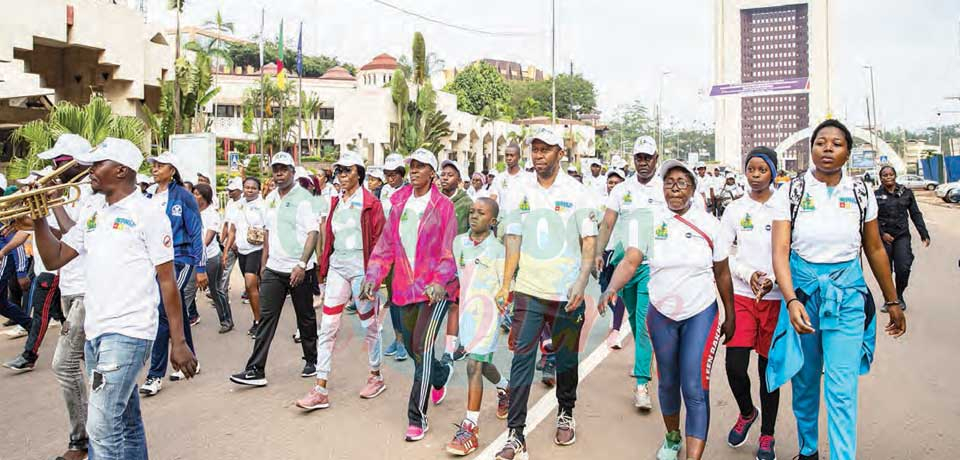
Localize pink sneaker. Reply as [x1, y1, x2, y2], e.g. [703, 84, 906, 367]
[431, 385, 447, 405]
[405, 422, 429, 442]
[359, 375, 386, 399]
[295, 387, 330, 411]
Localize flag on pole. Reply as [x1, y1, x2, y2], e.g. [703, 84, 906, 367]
[258, 9, 264, 69]
[276, 20, 286, 90]
[296, 22, 303, 76]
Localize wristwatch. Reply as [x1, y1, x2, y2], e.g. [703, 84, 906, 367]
[296, 261, 307, 269]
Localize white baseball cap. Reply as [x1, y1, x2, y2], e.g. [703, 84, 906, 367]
[146, 151, 181, 172]
[38, 133, 92, 161]
[17, 166, 55, 185]
[136, 173, 153, 185]
[606, 168, 625, 180]
[633, 136, 657, 156]
[587, 158, 603, 168]
[659, 159, 697, 187]
[527, 127, 563, 148]
[405, 148, 438, 171]
[566, 164, 578, 173]
[226, 177, 243, 191]
[294, 166, 310, 181]
[611, 156, 627, 169]
[271, 151, 295, 167]
[368, 167, 385, 182]
[440, 159, 465, 180]
[79, 137, 144, 171]
[383, 153, 405, 171]
[524, 159, 533, 169]
[695, 161, 706, 169]
[334, 149, 365, 168]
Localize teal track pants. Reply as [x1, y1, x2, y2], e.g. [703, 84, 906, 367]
[620, 264, 652, 386]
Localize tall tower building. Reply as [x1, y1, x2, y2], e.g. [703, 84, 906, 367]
[713, 0, 832, 171]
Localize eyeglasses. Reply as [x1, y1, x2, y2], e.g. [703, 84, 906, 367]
[334, 166, 353, 176]
[663, 179, 691, 190]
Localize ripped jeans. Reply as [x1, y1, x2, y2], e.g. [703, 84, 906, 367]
[84, 333, 152, 460]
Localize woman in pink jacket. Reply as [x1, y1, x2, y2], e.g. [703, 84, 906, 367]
[360, 148, 459, 442]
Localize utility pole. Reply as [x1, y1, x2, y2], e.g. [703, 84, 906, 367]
[657, 71, 670, 155]
[550, 0, 556, 126]
[864, 64, 879, 153]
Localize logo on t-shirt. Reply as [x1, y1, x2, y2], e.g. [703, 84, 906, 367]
[623, 191, 633, 204]
[800, 194, 816, 212]
[162, 235, 172, 248]
[655, 222, 669, 240]
[518, 196, 530, 212]
[171, 204, 182, 217]
[838, 196, 856, 209]
[112, 217, 135, 230]
[85, 213, 98, 231]
[740, 213, 754, 231]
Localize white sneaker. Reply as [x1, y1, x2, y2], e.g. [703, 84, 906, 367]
[634, 383, 652, 410]
[170, 361, 200, 381]
[3, 326, 27, 339]
[140, 377, 162, 396]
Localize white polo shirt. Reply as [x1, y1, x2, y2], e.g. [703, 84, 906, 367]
[606, 175, 665, 255]
[329, 187, 365, 278]
[771, 169, 878, 264]
[489, 169, 530, 206]
[263, 185, 323, 273]
[232, 197, 267, 255]
[637, 206, 728, 321]
[503, 173, 599, 302]
[62, 191, 174, 341]
[717, 194, 782, 300]
[200, 207, 222, 259]
[380, 183, 404, 218]
[584, 173, 607, 197]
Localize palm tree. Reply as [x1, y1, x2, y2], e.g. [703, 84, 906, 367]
[168, 0, 187, 134]
[299, 91, 322, 154]
[203, 10, 234, 74]
[8, 95, 146, 179]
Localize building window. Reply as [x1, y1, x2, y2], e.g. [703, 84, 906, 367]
[318, 108, 335, 120]
[215, 104, 236, 118]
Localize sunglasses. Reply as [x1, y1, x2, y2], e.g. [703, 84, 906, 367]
[334, 166, 355, 176]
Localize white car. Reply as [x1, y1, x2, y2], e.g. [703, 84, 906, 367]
[899, 174, 938, 191]
[935, 180, 960, 201]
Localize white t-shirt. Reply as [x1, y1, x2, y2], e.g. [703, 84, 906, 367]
[636, 206, 728, 321]
[467, 187, 489, 201]
[502, 173, 599, 302]
[263, 185, 323, 273]
[56, 185, 103, 296]
[399, 191, 430, 271]
[717, 194, 782, 300]
[605, 175, 665, 257]
[329, 187, 365, 278]
[232, 197, 267, 255]
[380, 183, 403, 218]
[200, 207, 222, 260]
[584, 173, 607, 197]
[62, 191, 174, 341]
[489, 169, 530, 206]
[771, 169, 878, 264]
[453, 233, 506, 356]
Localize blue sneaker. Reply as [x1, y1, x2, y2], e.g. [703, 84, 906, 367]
[656, 431, 682, 460]
[727, 407, 758, 448]
[394, 343, 409, 361]
[756, 434, 776, 460]
[384, 341, 399, 357]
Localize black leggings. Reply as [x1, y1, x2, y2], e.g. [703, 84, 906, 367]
[725, 347, 779, 436]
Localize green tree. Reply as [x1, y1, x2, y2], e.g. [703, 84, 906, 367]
[241, 74, 296, 151]
[389, 33, 451, 155]
[603, 100, 654, 156]
[168, 0, 188, 134]
[444, 62, 509, 116]
[224, 41, 352, 78]
[506, 74, 597, 120]
[8, 95, 146, 179]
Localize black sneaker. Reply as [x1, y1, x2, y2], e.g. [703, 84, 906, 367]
[541, 360, 556, 387]
[301, 363, 317, 378]
[345, 303, 358, 315]
[2, 319, 14, 327]
[2, 355, 36, 372]
[452, 345, 467, 361]
[797, 452, 819, 460]
[230, 369, 267, 387]
[247, 321, 259, 338]
[218, 323, 234, 334]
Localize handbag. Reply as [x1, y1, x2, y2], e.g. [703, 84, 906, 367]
[241, 202, 265, 245]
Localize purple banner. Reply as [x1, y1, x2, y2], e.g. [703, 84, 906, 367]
[710, 77, 809, 97]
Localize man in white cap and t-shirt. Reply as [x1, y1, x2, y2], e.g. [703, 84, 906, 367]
[380, 153, 407, 218]
[593, 134, 664, 413]
[489, 142, 530, 208]
[220, 177, 244, 296]
[230, 151, 323, 387]
[583, 158, 607, 197]
[494, 126, 599, 458]
[29, 137, 198, 458]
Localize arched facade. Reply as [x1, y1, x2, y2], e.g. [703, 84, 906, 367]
[774, 125, 906, 174]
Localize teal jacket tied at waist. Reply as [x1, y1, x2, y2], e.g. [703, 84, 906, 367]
[765, 251, 877, 391]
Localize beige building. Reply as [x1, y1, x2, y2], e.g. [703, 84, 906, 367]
[208, 53, 595, 174]
[1, 0, 174, 155]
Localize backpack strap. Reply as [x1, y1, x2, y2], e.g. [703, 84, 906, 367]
[673, 214, 714, 252]
[788, 175, 806, 241]
[851, 177, 868, 234]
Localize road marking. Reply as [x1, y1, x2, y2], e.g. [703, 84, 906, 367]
[475, 324, 630, 459]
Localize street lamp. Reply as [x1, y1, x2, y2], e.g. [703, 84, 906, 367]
[657, 70, 671, 152]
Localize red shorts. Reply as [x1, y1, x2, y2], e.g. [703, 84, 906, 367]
[725, 294, 780, 357]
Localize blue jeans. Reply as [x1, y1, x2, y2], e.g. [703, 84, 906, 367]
[148, 263, 196, 378]
[84, 333, 152, 460]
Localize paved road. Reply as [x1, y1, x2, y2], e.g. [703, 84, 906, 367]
[1, 200, 958, 459]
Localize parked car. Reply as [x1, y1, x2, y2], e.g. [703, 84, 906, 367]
[899, 174, 938, 191]
[948, 188, 960, 204]
[935, 180, 960, 202]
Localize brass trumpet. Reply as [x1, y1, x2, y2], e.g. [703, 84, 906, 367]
[0, 160, 90, 222]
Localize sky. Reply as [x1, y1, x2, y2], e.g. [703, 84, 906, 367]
[151, 0, 960, 131]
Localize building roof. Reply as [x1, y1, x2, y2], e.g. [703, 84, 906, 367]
[319, 66, 356, 81]
[360, 53, 398, 71]
[166, 26, 252, 45]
